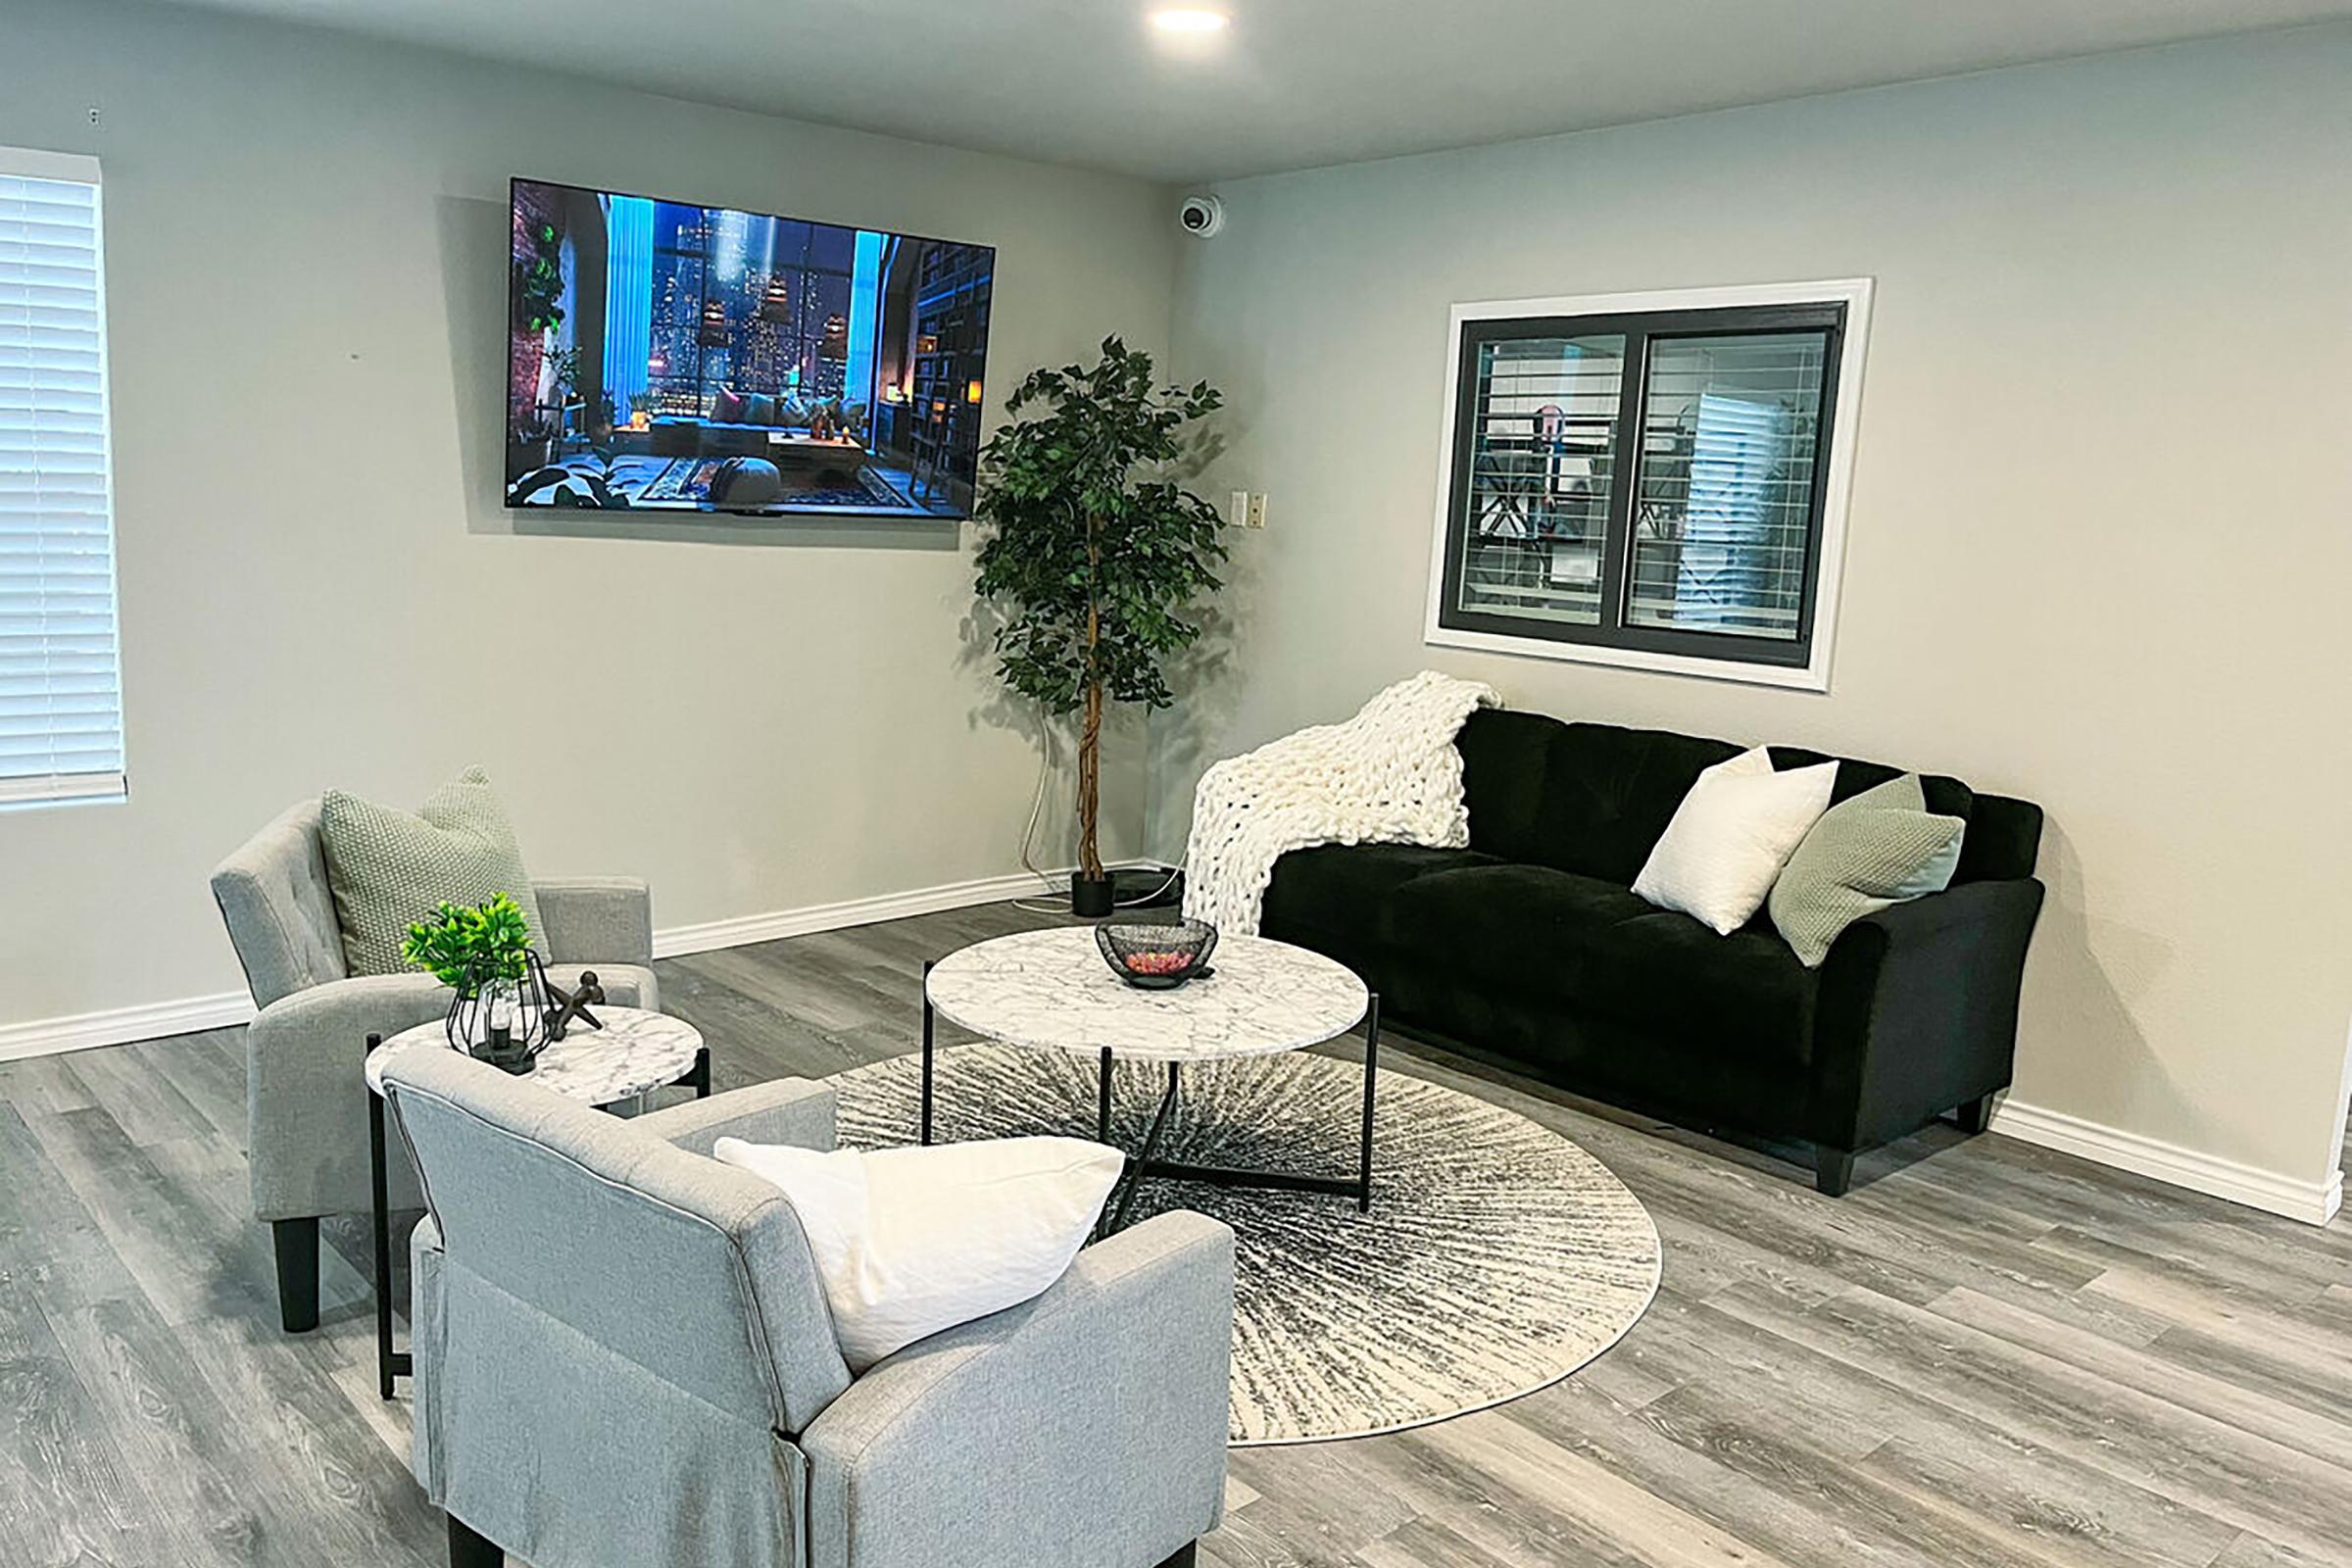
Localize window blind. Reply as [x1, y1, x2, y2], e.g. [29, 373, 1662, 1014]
[1626, 331, 1829, 641]
[0, 150, 123, 808]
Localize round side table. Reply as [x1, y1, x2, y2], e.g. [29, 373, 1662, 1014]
[363, 1007, 708, 1397]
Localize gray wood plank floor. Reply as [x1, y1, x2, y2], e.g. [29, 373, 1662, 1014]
[3, 900, 2347, 1568]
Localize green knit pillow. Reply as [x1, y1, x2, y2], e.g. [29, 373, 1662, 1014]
[318, 767, 545, 976]
[1768, 775, 1964, 968]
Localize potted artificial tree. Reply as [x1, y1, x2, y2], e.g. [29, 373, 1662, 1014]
[974, 337, 1227, 917]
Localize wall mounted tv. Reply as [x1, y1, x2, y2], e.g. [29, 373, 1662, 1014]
[505, 177, 996, 520]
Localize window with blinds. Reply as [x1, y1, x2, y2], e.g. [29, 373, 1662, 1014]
[0, 149, 123, 808]
[1431, 282, 1868, 688]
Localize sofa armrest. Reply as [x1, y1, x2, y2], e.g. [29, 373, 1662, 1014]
[1812, 877, 2046, 1150]
[632, 1077, 838, 1157]
[247, 971, 452, 1221]
[410, 1215, 447, 1495]
[798, 1209, 1234, 1568]
[532, 877, 653, 965]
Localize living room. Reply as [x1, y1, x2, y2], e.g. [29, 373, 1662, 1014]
[3, 1, 2349, 1565]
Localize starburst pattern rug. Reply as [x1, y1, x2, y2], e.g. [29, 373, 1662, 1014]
[830, 1046, 1661, 1446]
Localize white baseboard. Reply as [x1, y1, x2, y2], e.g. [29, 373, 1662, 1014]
[0, 865, 1081, 1065]
[1989, 1098, 2343, 1227]
[652, 868, 1064, 958]
[0, 990, 257, 1065]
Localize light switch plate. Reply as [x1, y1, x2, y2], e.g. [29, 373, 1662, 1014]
[1246, 493, 1267, 529]
[1230, 489, 1250, 527]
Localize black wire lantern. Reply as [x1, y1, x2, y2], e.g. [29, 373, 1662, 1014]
[444, 951, 553, 1074]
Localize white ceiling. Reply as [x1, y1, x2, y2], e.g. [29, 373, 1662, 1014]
[152, 0, 2352, 182]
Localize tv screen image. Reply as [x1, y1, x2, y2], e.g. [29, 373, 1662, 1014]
[505, 177, 995, 519]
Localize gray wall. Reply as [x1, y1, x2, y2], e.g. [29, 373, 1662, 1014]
[1156, 26, 2352, 1193]
[0, 0, 1176, 1028]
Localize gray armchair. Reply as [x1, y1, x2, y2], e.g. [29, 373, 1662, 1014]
[383, 1050, 1234, 1568]
[211, 799, 661, 1333]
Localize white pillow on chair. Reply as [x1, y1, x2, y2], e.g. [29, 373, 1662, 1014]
[1633, 747, 1838, 935]
[714, 1134, 1124, 1371]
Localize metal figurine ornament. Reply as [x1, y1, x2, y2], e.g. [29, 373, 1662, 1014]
[543, 970, 608, 1042]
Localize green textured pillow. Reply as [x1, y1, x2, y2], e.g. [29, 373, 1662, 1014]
[1768, 775, 1965, 968]
[318, 767, 545, 976]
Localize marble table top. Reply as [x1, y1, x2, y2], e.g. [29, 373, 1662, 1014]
[925, 926, 1367, 1063]
[366, 1005, 704, 1107]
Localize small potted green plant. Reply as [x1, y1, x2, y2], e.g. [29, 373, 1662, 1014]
[402, 894, 546, 1071]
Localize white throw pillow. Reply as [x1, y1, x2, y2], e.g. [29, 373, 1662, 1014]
[713, 1134, 1124, 1371]
[1632, 747, 1838, 936]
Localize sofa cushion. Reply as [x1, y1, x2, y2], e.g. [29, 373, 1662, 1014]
[1460, 709, 2043, 890]
[319, 767, 545, 976]
[1769, 775, 1965, 967]
[1387, 864, 1651, 996]
[1633, 748, 1838, 936]
[1261, 844, 1497, 960]
[714, 1134, 1123, 1373]
[1578, 912, 1819, 1064]
[1954, 794, 2043, 882]
[1770, 745, 1973, 820]
[1460, 710, 1745, 885]
[1455, 709, 1561, 865]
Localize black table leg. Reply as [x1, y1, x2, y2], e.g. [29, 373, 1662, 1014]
[1101, 1062, 1181, 1240]
[367, 1032, 416, 1399]
[919, 960, 935, 1147]
[1097, 1047, 1114, 1144]
[368, 1032, 397, 1399]
[681, 1045, 710, 1099]
[1121, 995, 1382, 1214]
[1358, 993, 1380, 1212]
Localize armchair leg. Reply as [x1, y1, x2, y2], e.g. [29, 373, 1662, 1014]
[1955, 1094, 1996, 1136]
[270, 1217, 319, 1334]
[1157, 1546, 1198, 1568]
[1814, 1147, 1856, 1198]
[446, 1512, 503, 1567]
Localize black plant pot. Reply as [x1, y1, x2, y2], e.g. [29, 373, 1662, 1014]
[1070, 874, 1116, 919]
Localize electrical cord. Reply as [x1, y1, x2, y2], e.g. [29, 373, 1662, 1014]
[1006, 717, 1186, 916]
[1113, 864, 1184, 908]
[1009, 720, 1073, 914]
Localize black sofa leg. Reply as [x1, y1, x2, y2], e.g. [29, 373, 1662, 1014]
[1157, 1545, 1198, 1568]
[1814, 1148, 1856, 1198]
[271, 1217, 319, 1334]
[447, 1513, 503, 1567]
[1955, 1094, 1996, 1135]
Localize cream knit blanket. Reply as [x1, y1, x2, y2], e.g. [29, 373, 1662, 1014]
[1181, 671, 1501, 937]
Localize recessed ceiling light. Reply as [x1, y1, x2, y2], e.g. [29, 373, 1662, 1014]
[1151, 8, 1231, 34]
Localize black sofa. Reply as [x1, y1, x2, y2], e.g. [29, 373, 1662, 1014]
[1260, 708, 2045, 1195]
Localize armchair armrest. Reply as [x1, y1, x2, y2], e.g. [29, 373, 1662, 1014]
[633, 1077, 837, 1157]
[532, 877, 653, 965]
[247, 971, 452, 1221]
[1813, 876, 2046, 1150]
[798, 1209, 1234, 1568]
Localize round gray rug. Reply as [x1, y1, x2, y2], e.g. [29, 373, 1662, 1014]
[830, 1045, 1662, 1446]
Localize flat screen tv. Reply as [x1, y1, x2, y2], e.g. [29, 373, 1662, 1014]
[505, 177, 995, 519]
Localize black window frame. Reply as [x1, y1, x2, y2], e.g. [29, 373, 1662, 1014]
[1436, 300, 1848, 672]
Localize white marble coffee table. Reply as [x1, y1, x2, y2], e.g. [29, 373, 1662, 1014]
[921, 926, 1378, 1230]
[363, 1006, 709, 1397]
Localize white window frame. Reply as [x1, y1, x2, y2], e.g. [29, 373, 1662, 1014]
[1423, 277, 1874, 694]
[0, 145, 126, 809]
